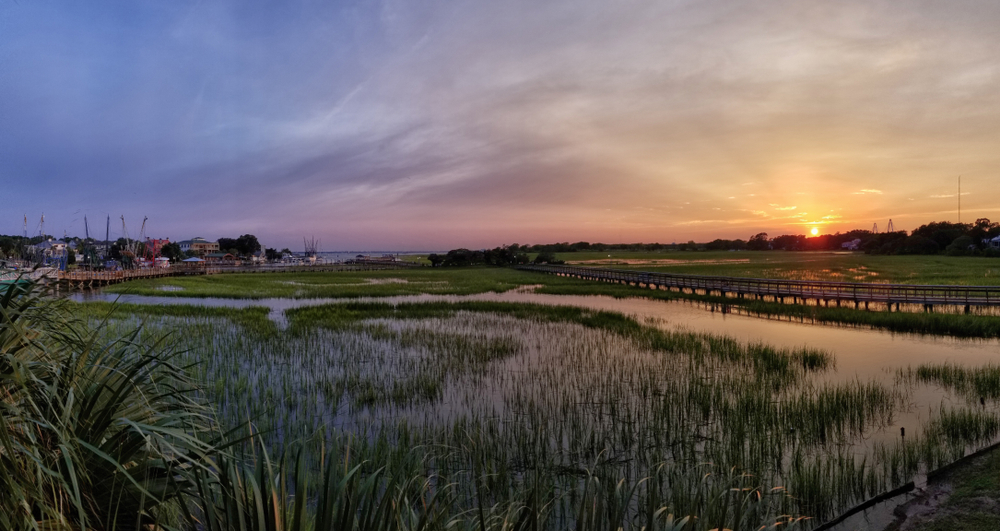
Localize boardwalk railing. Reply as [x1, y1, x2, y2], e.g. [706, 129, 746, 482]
[518, 264, 1000, 308]
[59, 268, 175, 282]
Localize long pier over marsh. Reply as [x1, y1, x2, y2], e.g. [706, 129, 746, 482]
[518, 263, 1000, 314]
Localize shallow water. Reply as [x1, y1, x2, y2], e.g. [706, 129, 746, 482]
[72, 289, 1000, 385]
[74, 288, 1000, 528]
[74, 288, 1000, 446]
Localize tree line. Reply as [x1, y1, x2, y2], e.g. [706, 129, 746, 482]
[515, 219, 1000, 256]
[426, 218, 1000, 267]
[426, 247, 571, 267]
[733, 219, 1000, 256]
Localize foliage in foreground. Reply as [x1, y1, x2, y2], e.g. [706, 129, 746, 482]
[3, 280, 811, 530]
[0, 281, 218, 529]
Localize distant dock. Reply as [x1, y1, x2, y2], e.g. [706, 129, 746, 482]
[519, 263, 1000, 313]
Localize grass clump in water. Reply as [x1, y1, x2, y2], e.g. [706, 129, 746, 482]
[73, 293, 1000, 529]
[910, 363, 1000, 401]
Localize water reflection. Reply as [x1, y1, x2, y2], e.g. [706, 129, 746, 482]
[74, 288, 1000, 528]
[71, 289, 1000, 386]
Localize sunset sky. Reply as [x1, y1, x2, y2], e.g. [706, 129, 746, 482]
[2, 1, 998, 250]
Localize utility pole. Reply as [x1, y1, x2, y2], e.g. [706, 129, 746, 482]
[958, 175, 961, 223]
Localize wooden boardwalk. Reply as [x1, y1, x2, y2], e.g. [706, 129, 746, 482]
[58, 268, 178, 288]
[518, 264, 1000, 312]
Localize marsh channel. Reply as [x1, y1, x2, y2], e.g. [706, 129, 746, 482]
[73, 288, 1000, 530]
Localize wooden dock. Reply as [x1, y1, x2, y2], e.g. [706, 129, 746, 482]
[518, 264, 1000, 312]
[57, 267, 179, 289]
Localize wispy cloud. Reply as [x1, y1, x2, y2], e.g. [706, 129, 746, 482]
[4, 0, 1000, 247]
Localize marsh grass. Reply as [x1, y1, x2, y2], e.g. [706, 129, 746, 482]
[533, 281, 1000, 338]
[105, 267, 541, 299]
[77, 295, 1000, 528]
[0, 280, 220, 529]
[76, 300, 279, 333]
[909, 363, 1000, 401]
[12, 278, 819, 531]
[99, 261, 1000, 339]
[566, 251, 1000, 286]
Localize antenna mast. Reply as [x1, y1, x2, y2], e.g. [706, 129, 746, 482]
[304, 236, 320, 259]
[138, 216, 151, 261]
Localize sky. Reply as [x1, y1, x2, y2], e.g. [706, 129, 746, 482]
[2, 0, 999, 251]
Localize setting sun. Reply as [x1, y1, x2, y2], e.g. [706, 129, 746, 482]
[811, 227, 819, 236]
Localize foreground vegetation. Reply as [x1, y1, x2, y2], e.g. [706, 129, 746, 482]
[904, 450, 1000, 531]
[47, 290, 1000, 528]
[8, 281, 736, 530]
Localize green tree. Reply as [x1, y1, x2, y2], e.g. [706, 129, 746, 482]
[946, 235, 975, 256]
[533, 250, 563, 264]
[160, 242, 184, 262]
[235, 234, 261, 257]
[747, 232, 770, 251]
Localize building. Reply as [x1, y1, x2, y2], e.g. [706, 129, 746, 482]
[841, 239, 862, 251]
[988, 235, 1000, 249]
[204, 252, 239, 265]
[29, 239, 68, 256]
[177, 237, 220, 256]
